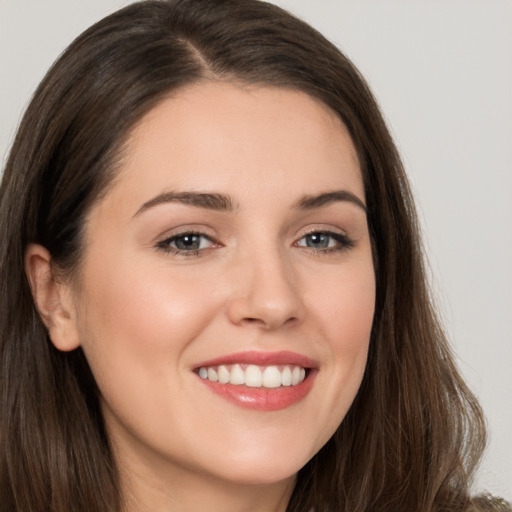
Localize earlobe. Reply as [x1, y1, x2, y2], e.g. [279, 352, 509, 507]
[24, 243, 81, 352]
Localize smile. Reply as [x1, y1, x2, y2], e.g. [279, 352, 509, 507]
[194, 351, 316, 411]
[197, 364, 307, 388]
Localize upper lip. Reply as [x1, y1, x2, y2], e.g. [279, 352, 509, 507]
[194, 350, 317, 369]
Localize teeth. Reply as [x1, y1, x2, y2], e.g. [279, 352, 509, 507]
[291, 366, 301, 385]
[198, 364, 307, 388]
[218, 365, 230, 384]
[281, 366, 292, 387]
[230, 364, 245, 385]
[245, 365, 262, 387]
[262, 366, 281, 388]
[207, 367, 218, 382]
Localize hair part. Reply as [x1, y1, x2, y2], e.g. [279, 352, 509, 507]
[0, 1, 508, 511]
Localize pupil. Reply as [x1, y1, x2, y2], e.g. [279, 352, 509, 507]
[176, 235, 200, 250]
[307, 233, 329, 248]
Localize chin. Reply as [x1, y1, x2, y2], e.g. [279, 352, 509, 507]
[216, 465, 299, 487]
[203, 445, 314, 487]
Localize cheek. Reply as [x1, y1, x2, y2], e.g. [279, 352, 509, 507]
[309, 255, 375, 348]
[304, 257, 375, 434]
[331, 261, 375, 378]
[75, 254, 221, 389]
[74, 255, 228, 460]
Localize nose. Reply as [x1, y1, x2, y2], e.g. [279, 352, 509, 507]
[226, 250, 305, 330]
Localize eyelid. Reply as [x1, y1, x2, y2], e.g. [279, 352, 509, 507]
[155, 229, 221, 256]
[294, 227, 355, 253]
[153, 224, 355, 257]
[153, 224, 217, 245]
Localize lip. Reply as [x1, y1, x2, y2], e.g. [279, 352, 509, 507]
[194, 350, 317, 369]
[194, 350, 317, 411]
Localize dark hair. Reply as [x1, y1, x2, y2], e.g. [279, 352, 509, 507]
[0, 1, 509, 511]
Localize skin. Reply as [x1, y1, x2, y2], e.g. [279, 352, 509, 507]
[26, 82, 376, 512]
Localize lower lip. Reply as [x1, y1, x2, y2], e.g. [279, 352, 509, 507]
[197, 371, 316, 411]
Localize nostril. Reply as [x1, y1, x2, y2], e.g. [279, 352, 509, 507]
[282, 316, 299, 327]
[241, 315, 298, 329]
[242, 317, 267, 326]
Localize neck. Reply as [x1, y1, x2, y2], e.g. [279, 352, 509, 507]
[121, 467, 295, 512]
[117, 448, 295, 512]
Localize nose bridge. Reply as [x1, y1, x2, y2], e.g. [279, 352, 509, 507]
[227, 240, 304, 329]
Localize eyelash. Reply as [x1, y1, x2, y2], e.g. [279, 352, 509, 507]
[156, 230, 215, 257]
[156, 230, 354, 257]
[295, 230, 354, 254]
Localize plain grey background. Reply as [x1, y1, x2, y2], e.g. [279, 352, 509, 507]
[1, 0, 510, 499]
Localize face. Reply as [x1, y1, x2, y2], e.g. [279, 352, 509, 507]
[66, 83, 375, 490]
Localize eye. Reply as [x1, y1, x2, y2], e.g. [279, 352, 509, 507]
[295, 231, 354, 252]
[157, 232, 216, 255]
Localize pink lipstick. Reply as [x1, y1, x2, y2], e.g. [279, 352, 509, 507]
[194, 350, 317, 411]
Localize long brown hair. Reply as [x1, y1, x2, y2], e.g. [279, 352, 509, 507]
[0, 1, 508, 511]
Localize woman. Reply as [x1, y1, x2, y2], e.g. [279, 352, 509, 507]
[0, 0, 509, 510]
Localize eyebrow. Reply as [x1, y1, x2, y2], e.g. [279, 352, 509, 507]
[134, 191, 237, 217]
[295, 190, 366, 212]
[134, 188, 366, 217]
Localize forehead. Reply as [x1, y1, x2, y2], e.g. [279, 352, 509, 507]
[97, 82, 363, 216]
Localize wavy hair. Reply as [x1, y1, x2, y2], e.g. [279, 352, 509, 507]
[0, 1, 509, 511]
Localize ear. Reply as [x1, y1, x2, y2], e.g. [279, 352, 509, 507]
[24, 244, 81, 351]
